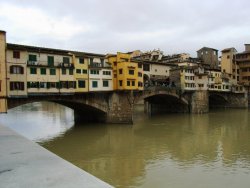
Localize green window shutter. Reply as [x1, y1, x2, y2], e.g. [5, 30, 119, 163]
[40, 68, 46, 75]
[47, 82, 50, 89]
[48, 56, 54, 66]
[50, 68, 56, 75]
[27, 82, 31, 88]
[29, 54, 37, 61]
[56, 82, 61, 89]
[79, 58, 84, 64]
[69, 69, 73, 75]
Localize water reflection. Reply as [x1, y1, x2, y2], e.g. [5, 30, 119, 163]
[1, 102, 250, 188]
[0, 102, 74, 142]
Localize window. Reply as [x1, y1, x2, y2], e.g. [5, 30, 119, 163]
[30, 67, 37, 74]
[27, 82, 39, 88]
[39, 82, 47, 88]
[103, 71, 111, 75]
[48, 56, 54, 66]
[132, 81, 135, 86]
[78, 80, 86, 88]
[13, 51, 20, 59]
[129, 69, 134, 75]
[119, 80, 122, 86]
[10, 82, 24, 91]
[198, 84, 204, 88]
[50, 68, 56, 75]
[119, 69, 123, 74]
[138, 72, 142, 77]
[92, 81, 98, 88]
[49, 82, 57, 88]
[76, 69, 81, 74]
[69, 69, 73, 75]
[227, 55, 230, 59]
[68, 81, 76, 88]
[89, 58, 93, 64]
[79, 58, 84, 64]
[127, 81, 130, 86]
[143, 64, 150, 71]
[29, 54, 37, 61]
[155, 69, 157, 72]
[63, 57, 70, 64]
[40, 68, 46, 75]
[82, 69, 87, 74]
[138, 82, 143, 87]
[90, 70, 99, 74]
[138, 63, 142, 68]
[103, 80, 109, 87]
[60, 81, 68, 88]
[62, 69, 66, 75]
[10, 66, 24, 74]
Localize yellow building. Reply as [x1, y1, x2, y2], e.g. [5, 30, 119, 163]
[73, 53, 89, 93]
[221, 48, 238, 84]
[6, 45, 28, 97]
[107, 52, 143, 91]
[23, 46, 75, 95]
[0, 30, 7, 112]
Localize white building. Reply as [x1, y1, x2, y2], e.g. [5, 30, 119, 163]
[89, 58, 113, 91]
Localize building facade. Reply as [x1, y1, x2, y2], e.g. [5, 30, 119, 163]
[0, 31, 7, 112]
[197, 47, 219, 69]
[221, 48, 239, 84]
[236, 44, 250, 93]
[107, 52, 143, 91]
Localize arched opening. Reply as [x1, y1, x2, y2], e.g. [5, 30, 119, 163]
[7, 98, 107, 123]
[53, 100, 107, 123]
[144, 94, 189, 115]
[209, 94, 228, 108]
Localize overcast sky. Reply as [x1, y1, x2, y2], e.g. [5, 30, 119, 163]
[0, 0, 249, 56]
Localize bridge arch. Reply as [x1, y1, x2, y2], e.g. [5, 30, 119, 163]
[209, 93, 228, 108]
[136, 88, 189, 114]
[7, 95, 109, 123]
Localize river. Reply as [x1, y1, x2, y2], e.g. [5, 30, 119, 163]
[0, 102, 250, 188]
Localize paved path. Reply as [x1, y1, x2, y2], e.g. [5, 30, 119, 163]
[0, 124, 113, 188]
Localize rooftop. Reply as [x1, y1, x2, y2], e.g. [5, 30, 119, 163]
[7, 43, 105, 58]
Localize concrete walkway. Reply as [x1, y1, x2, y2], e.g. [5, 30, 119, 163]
[0, 124, 113, 188]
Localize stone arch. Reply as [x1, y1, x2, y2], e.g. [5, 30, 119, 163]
[7, 96, 108, 123]
[139, 90, 189, 114]
[209, 93, 228, 108]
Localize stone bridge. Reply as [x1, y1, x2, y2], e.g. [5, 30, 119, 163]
[5, 87, 248, 124]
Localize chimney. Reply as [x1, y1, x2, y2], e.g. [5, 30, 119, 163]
[244, 44, 250, 51]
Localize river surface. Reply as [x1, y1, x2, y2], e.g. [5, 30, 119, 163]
[0, 102, 250, 188]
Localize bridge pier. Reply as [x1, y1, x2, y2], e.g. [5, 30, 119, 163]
[225, 92, 248, 108]
[106, 92, 133, 124]
[190, 90, 209, 113]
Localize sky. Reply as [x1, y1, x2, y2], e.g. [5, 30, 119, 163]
[0, 0, 249, 56]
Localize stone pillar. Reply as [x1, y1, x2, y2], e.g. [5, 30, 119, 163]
[191, 90, 209, 113]
[106, 91, 133, 124]
[227, 92, 248, 108]
[0, 30, 7, 113]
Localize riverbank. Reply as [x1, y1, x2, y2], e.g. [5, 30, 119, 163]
[0, 124, 113, 188]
